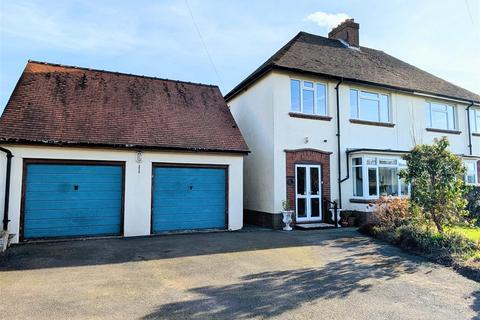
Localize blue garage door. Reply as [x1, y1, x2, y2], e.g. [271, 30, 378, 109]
[23, 163, 123, 239]
[152, 166, 226, 232]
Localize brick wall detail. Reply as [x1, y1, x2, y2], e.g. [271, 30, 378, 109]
[285, 149, 332, 223]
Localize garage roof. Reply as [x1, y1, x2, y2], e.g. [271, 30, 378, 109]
[0, 61, 249, 153]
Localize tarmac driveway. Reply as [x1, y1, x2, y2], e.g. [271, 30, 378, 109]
[0, 228, 479, 320]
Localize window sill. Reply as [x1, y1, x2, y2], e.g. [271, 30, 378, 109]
[350, 196, 409, 204]
[472, 132, 480, 137]
[349, 119, 395, 128]
[349, 198, 377, 204]
[426, 128, 461, 135]
[289, 112, 332, 121]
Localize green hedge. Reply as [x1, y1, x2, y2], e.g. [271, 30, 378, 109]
[360, 222, 478, 262]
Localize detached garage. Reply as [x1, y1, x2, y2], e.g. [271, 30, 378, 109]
[0, 61, 248, 243]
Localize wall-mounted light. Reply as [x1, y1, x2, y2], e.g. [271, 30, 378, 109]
[136, 151, 143, 174]
[304, 137, 309, 144]
[136, 151, 143, 163]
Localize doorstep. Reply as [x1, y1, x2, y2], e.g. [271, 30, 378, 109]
[295, 223, 336, 230]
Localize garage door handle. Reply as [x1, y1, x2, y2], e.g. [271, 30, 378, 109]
[74, 185, 79, 191]
[189, 185, 193, 190]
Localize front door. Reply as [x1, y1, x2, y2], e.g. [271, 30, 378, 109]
[295, 164, 322, 222]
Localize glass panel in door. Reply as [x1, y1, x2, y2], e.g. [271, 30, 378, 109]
[310, 167, 319, 196]
[311, 198, 320, 218]
[297, 198, 306, 218]
[297, 167, 306, 196]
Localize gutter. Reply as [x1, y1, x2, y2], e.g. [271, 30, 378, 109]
[225, 65, 480, 106]
[413, 92, 480, 106]
[335, 79, 343, 208]
[466, 101, 474, 156]
[0, 140, 250, 155]
[0, 147, 13, 231]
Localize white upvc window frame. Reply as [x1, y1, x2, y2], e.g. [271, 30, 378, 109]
[425, 101, 457, 130]
[350, 88, 391, 123]
[351, 155, 410, 200]
[464, 160, 479, 186]
[290, 78, 328, 116]
[471, 108, 480, 133]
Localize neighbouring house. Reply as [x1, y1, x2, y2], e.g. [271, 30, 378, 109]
[0, 61, 249, 244]
[227, 19, 480, 229]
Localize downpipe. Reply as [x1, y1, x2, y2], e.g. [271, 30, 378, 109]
[0, 146, 13, 231]
[335, 79, 343, 208]
[466, 101, 474, 156]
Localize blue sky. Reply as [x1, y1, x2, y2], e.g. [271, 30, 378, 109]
[0, 0, 479, 114]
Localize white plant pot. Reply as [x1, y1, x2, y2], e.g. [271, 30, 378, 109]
[281, 210, 294, 231]
[0, 231, 8, 252]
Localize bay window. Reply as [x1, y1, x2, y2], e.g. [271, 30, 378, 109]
[350, 89, 390, 122]
[425, 101, 457, 130]
[352, 155, 410, 199]
[464, 160, 478, 185]
[290, 79, 327, 116]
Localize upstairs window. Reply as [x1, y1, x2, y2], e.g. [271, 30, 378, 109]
[464, 160, 478, 185]
[425, 102, 456, 130]
[350, 89, 390, 123]
[471, 108, 480, 133]
[290, 79, 327, 116]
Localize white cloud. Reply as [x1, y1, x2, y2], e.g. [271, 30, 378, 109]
[306, 11, 350, 29]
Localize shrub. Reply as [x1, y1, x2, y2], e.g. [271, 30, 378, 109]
[400, 137, 469, 233]
[394, 224, 477, 261]
[466, 187, 480, 225]
[358, 223, 377, 236]
[370, 196, 411, 231]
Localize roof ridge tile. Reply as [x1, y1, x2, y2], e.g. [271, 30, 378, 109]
[27, 60, 219, 89]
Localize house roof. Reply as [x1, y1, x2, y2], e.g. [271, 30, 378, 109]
[0, 61, 249, 153]
[225, 32, 480, 103]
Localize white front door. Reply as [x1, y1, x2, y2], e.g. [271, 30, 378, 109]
[295, 164, 322, 222]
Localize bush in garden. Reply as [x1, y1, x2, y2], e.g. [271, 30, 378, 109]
[370, 196, 412, 231]
[400, 137, 469, 233]
[394, 224, 477, 260]
[466, 187, 480, 225]
[360, 196, 415, 239]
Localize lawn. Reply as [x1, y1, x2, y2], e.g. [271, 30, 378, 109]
[448, 226, 480, 242]
[447, 226, 480, 262]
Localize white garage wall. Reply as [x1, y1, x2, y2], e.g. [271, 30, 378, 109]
[0, 145, 244, 244]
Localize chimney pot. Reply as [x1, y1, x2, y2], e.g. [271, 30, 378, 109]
[328, 18, 360, 47]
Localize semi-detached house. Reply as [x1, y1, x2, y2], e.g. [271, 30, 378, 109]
[227, 19, 480, 228]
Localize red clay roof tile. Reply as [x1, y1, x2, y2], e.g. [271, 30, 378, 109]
[0, 61, 249, 153]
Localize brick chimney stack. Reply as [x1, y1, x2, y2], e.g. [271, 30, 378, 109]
[328, 19, 359, 47]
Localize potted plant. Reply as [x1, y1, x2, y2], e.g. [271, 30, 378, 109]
[0, 230, 8, 252]
[340, 211, 358, 227]
[281, 200, 294, 231]
[340, 211, 351, 227]
[347, 213, 357, 227]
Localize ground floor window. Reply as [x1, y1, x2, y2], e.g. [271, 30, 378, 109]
[464, 160, 479, 185]
[352, 155, 410, 199]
